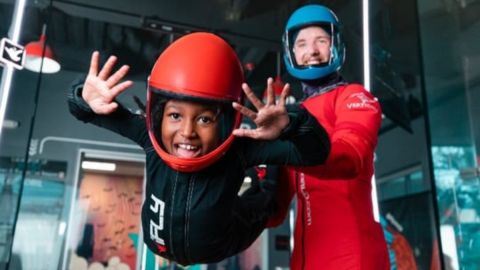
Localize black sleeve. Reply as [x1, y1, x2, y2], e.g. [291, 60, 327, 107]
[238, 104, 330, 167]
[67, 81, 149, 147]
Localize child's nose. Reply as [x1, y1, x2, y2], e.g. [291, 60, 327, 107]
[180, 120, 196, 138]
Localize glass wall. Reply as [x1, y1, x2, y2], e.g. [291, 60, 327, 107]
[1, 1, 32, 269]
[370, 0, 443, 269]
[2, 158, 68, 270]
[418, 0, 480, 269]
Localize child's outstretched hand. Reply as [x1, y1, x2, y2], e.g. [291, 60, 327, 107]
[232, 77, 290, 140]
[82, 51, 133, 114]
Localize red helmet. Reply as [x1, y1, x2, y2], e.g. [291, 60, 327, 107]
[146, 32, 244, 172]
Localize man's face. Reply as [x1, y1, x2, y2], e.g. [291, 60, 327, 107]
[292, 26, 331, 66]
[161, 99, 220, 158]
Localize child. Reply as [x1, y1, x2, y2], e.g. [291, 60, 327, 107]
[68, 32, 330, 265]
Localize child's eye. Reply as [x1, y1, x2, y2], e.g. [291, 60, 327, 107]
[198, 116, 213, 124]
[168, 113, 180, 120]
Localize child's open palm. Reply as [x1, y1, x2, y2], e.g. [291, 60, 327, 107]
[232, 77, 290, 140]
[83, 51, 133, 114]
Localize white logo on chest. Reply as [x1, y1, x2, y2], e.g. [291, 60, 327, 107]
[346, 92, 378, 112]
[149, 194, 166, 245]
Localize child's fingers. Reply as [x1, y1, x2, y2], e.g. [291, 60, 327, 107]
[88, 51, 99, 76]
[98, 55, 117, 80]
[278, 83, 290, 107]
[242, 83, 264, 110]
[233, 102, 257, 120]
[265, 77, 275, 106]
[94, 102, 118, 115]
[110, 80, 133, 98]
[232, 128, 258, 138]
[106, 65, 130, 88]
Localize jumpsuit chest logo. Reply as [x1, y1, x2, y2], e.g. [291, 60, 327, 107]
[149, 194, 167, 252]
[346, 92, 378, 113]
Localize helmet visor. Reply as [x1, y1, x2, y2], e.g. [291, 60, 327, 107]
[284, 23, 339, 69]
[146, 87, 239, 171]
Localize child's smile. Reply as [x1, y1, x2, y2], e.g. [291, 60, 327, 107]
[174, 143, 201, 158]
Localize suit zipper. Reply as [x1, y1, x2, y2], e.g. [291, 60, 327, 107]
[168, 172, 179, 262]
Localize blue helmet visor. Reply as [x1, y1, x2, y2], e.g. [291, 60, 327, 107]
[284, 22, 337, 70]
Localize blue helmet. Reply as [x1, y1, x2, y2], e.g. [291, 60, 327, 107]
[283, 4, 345, 80]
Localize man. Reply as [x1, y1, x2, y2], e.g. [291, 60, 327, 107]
[267, 4, 390, 270]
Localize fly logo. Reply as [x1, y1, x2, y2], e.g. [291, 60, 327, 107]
[346, 92, 378, 113]
[149, 194, 166, 249]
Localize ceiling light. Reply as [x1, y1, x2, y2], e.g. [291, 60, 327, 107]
[2, 119, 19, 129]
[24, 24, 60, 74]
[265, 53, 286, 98]
[243, 176, 252, 183]
[81, 161, 116, 172]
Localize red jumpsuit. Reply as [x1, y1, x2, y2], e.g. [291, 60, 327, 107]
[269, 83, 390, 270]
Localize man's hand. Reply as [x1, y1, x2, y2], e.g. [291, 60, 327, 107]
[232, 77, 290, 140]
[83, 51, 133, 114]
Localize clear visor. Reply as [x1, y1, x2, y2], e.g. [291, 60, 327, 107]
[284, 23, 337, 69]
[146, 87, 239, 171]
